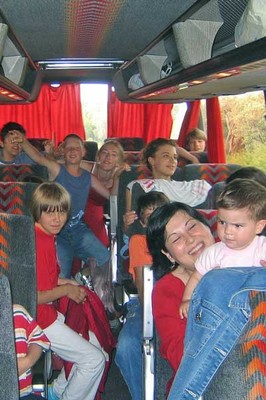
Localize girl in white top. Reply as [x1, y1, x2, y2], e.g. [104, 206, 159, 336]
[179, 178, 266, 319]
[125, 138, 211, 226]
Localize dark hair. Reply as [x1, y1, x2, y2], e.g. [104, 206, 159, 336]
[226, 166, 266, 188]
[146, 202, 211, 280]
[142, 138, 177, 171]
[217, 178, 266, 221]
[136, 191, 169, 221]
[0, 122, 26, 141]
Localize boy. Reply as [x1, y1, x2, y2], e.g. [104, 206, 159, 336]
[30, 182, 105, 400]
[180, 178, 266, 319]
[13, 304, 50, 399]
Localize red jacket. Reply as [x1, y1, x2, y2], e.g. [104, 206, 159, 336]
[58, 287, 116, 399]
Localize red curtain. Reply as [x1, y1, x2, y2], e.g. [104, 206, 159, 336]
[177, 98, 226, 163]
[0, 84, 85, 144]
[177, 100, 201, 147]
[107, 88, 173, 141]
[206, 98, 226, 163]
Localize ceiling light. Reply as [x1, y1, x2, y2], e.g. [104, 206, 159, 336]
[38, 59, 125, 70]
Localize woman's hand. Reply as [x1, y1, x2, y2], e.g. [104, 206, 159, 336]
[179, 300, 190, 319]
[261, 259, 266, 267]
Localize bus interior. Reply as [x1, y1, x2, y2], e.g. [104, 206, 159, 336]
[0, 1, 265, 399]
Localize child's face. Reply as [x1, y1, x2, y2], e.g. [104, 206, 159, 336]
[217, 207, 265, 250]
[37, 210, 68, 235]
[188, 138, 206, 152]
[140, 206, 156, 227]
[148, 144, 178, 179]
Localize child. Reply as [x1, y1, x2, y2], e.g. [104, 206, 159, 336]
[128, 191, 170, 281]
[185, 128, 207, 152]
[13, 304, 50, 399]
[29, 182, 105, 400]
[179, 178, 266, 319]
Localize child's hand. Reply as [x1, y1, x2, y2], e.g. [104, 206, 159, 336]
[66, 284, 87, 304]
[179, 300, 190, 319]
[123, 210, 138, 229]
[114, 163, 131, 178]
[9, 130, 24, 144]
[260, 260, 266, 267]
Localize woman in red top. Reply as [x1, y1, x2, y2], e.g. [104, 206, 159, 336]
[146, 202, 215, 394]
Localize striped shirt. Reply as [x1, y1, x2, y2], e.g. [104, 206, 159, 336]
[13, 304, 50, 397]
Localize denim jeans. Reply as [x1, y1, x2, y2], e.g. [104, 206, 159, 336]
[115, 298, 143, 400]
[168, 268, 266, 400]
[56, 220, 110, 278]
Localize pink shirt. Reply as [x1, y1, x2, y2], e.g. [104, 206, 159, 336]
[195, 235, 266, 275]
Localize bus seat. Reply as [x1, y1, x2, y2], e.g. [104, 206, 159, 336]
[115, 137, 145, 151]
[0, 164, 48, 182]
[0, 273, 19, 400]
[204, 290, 266, 400]
[83, 140, 98, 161]
[211, 181, 226, 208]
[0, 213, 51, 397]
[198, 209, 218, 241]
[178, 151, 209, 167]
[124, 150, 143, 165]
[0, 182, 38, 216]
[182, 163, 241, 185]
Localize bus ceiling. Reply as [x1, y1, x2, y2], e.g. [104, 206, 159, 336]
[0, 0, 265, 104]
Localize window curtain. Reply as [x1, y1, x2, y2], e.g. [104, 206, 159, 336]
[177, 98, 226, 163]
[107, 87, 173, 141]
[177, 100, 201, 147]
[206, 97, 226, 163]
[0, 84, 85, 144]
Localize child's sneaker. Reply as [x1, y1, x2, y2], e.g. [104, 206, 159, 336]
[47, 384, 60, 400]
[75, 271, 94, 291]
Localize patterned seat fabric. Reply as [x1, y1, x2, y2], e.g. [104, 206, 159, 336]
[198, 209, 218, 241]
[116, 137, 145, 151]
[0, 164, 48, 182]
[0, 213, 36, 316]
[204, 290, 266, 400]
[124, 151, 143, 165]
[0, 182, 38, 216]
[182, 163, 241, 185]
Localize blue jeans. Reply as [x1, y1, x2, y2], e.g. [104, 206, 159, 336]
[56, 220, 110, 278]
[115, 298, 143, 400]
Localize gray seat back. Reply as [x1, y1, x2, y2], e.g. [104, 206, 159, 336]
[0, 273, 19, 400]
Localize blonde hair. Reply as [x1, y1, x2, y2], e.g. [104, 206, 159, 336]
[30, 182, 71, 222]
[97, 139, 124, 164]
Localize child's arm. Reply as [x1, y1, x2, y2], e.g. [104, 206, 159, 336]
[91, 174, 110, 199]
[179, 270, 202, 319]
[17, 344, 43, 377]
[38, 283, 86, 305]
[177, 146, 199, 164]
[11, 131, 60, 180]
